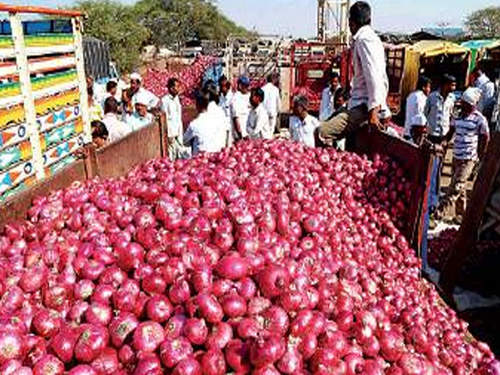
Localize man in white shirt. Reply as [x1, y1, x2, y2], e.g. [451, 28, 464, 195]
[102, 97, 130, 143]
[262, 73, 281, 135]
[204, 80, 230, 150]
[230, 76, 252, 141]
[473, 67, 496, 120]
[319, 72, 342, 121]
[100, 80, 121, 109]
[161, 78, 184, 160]
[123, 73, 160, 115]
[184, 91, 219, 156]
[318, 1, 388, 146]
[219, 76, 234, 121]
[289, 95, 320, 148]
[125, 92, 154, 132]
[247, 88, 271, 139]
[404, 76, 431, 140]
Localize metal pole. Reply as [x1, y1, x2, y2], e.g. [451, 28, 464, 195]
[10, 13, 45, 181]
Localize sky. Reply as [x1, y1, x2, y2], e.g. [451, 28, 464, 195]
[3, 0, 498, 37]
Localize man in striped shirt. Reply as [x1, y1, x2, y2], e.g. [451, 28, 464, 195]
[437, 87, 490, 222]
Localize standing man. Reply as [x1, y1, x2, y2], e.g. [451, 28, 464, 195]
[247, 88, 270, 139]
[318, 2, 388, 145]
[404, 76, 432, 141]
[184, 91, 219, 156]
[319, 72, 342, 121]
[230, 76, 252, 142]
[219, 75, 234, 122]
[437, 88, 489, 222]
[161, 78, 183, 160]
[425, 74, 457, 215]
[262, 73, 281, 135]
[218, 76, 234, 146]
[289, 95, 320, 148]
[473, 67, 496, 122]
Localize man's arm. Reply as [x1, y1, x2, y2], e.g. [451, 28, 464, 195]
[357, 41, 386, 130]
[478, 117, 490, 160]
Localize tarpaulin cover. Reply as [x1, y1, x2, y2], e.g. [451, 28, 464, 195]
[461, 40, 500, 71]
[401, 41, 470, 104]
[407, 40, 469, 58]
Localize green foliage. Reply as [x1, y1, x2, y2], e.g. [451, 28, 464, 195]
[75, 0, 149, 73]
[465, 7, 500, 39]
[72, 0, 250, 72]
[134, 0, 251, 48]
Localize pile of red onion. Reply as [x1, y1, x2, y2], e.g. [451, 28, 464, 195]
[143, 56, 216, 107]
[428, 229, 458, 271]
[0, 140, 497, 374]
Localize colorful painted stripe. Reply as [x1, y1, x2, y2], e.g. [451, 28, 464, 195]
[0, 159, 35, 195]
[0, 123, 29, 150]
[42, 134, 84, 167]
[41, 118, 84, 150]
[38, 104, 80, 132]
[0, 140, 32, 171]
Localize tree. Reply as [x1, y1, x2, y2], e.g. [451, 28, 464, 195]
[465, 6, 500, 39]
[134, 0, 251, 49]
[75, 0, 149, 73]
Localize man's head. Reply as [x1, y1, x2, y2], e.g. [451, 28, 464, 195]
[203, 80, 220, 105]
[349, 1, 371, 35]
[106, 80, 118, 96]
[237, 76, 251, 94]
[168, 78, 180, 97]
[250, 88, 265, 109]
[334, 88, 349, 109]
[104, 97, 119, 115]
[268, 73, 280, 87]
[130, 73, 142, 94]
[219, 75, 231, 96]
[195, 90, 210, 114]
[330, 72, 340, 92]
[293, 95, 309, 118]
[461, 87, 481, 116]
[417, 76, 432, 96]
[91, 120, 108, 148]
[441, 74, 457, 96]
[134, 92, 149, 117]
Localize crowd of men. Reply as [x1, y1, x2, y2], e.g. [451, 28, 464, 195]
[87, 0, 497, 225]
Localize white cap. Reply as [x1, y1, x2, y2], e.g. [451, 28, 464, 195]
[134, 91, 149, 106]
[461, 87, 481, 107]
[411, 114, 427, 127]
[130, 72, 142, 82]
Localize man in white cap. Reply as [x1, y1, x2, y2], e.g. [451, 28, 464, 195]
[123, 72, 159, 115]
[437, 87, 490, 222]
[125, 91, 154, 132]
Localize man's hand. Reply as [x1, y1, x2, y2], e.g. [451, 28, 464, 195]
[368, 107, 384, 131]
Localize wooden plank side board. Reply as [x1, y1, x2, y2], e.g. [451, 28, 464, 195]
[0, 159, 86, 227]
[440, 132, 500, 294]
[93, 122, 163, 179]
[350, 127, 433, 249]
